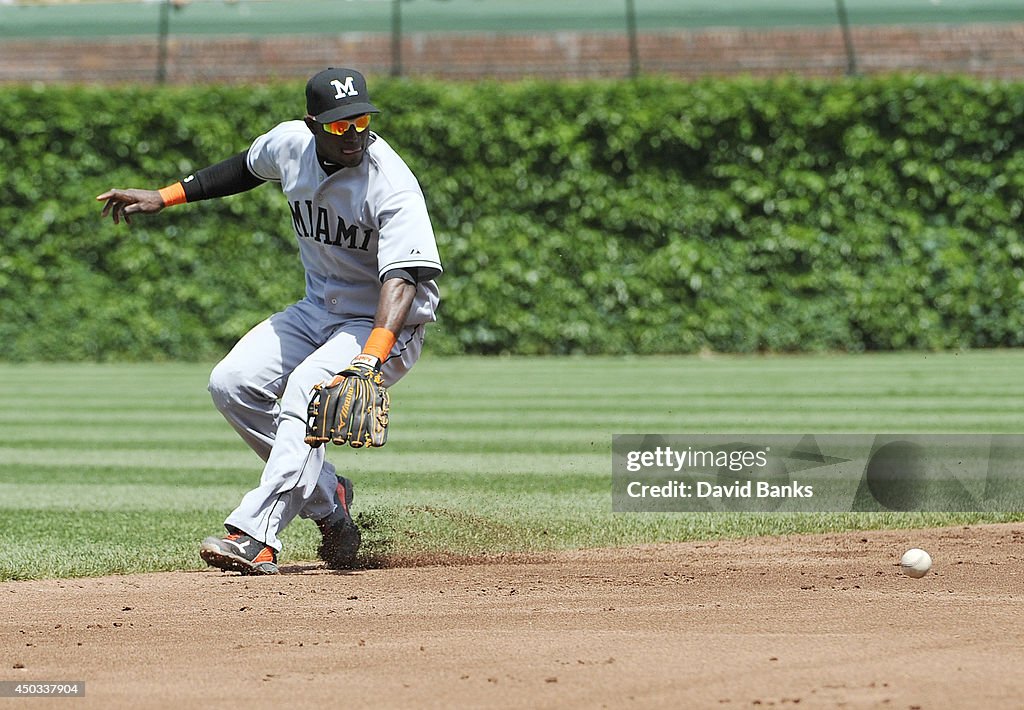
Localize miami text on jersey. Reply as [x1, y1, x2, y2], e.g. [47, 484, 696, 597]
[288, 200, 374, 251]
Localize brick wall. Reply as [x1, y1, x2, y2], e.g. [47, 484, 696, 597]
[2, 23, 1023, 84]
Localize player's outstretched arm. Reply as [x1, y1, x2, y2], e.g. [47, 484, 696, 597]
[96, 188, 167, 225]
[97, 151, 266, 226]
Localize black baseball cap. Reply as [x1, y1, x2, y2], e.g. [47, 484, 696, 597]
[305, 68, 380, 123]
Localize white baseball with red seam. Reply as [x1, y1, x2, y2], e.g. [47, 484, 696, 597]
[900, 548, 932, 578]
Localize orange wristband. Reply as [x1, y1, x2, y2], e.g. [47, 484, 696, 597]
[158, 182, 187, 207]
[362, 327, 397, 362]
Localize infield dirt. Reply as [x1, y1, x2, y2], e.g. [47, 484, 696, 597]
[2, 523, 1022, 709]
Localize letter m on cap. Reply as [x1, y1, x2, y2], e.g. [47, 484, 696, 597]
[331, 77, 359, 100]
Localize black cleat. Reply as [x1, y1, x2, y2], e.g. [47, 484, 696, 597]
[316, 475, 361, 569]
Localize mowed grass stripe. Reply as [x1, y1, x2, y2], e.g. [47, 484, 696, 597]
[2, 427, 240, 448]
[9, 351, 1021, 390]
[0, 411, 220, 424]
[0, 464, 254, 487]
[0, 447, 607, 475]
[1, 478, 610, 515]
[17, 391, 1024, 409]
[1, 466, 606, 492]
[0, 426, 603, 452]
[0, 484, 247, 511]
[13, 391, 1016, 452]
[0, 447, 259, 471]
[2, 399, 1018, 426]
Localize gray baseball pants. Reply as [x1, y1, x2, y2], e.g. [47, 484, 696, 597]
[208, 297, 423, 552]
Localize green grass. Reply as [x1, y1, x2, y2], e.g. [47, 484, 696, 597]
[1, 352, 1023, 580]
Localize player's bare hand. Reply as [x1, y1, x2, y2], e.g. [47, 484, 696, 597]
[96, 188, 165, 225]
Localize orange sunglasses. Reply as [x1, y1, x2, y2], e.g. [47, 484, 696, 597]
[322, 114, 372, 135]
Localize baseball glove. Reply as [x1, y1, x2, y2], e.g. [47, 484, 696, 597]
[304, 362, 390, 448]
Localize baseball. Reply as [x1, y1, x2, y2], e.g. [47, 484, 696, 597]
[900, 548, 932, 578]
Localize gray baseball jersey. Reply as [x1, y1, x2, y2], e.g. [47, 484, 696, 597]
[212, 121, 441, 552]
[246, 120, 442, 322]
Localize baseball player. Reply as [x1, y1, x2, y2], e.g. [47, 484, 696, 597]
[97, 68, 442, 575]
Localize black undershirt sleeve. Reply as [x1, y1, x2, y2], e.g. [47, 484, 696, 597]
[382, 268, 421, 284]
[181, 150, 265, 202]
